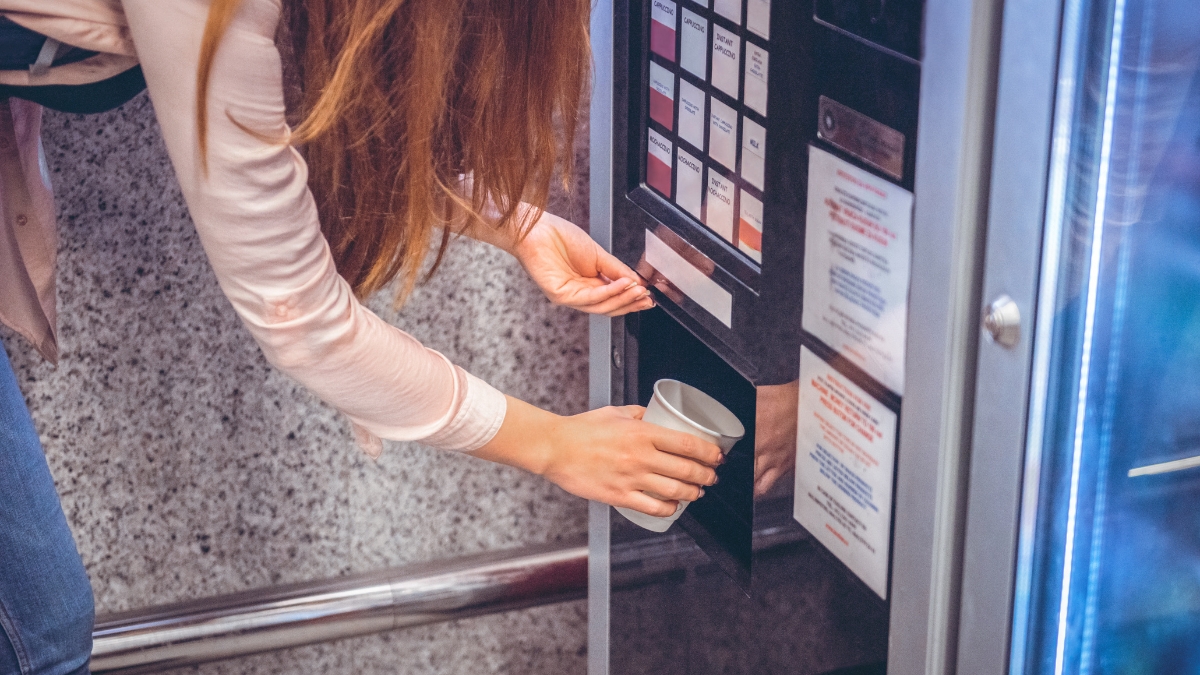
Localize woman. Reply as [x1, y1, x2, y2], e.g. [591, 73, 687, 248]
[0, 1, 722, 672]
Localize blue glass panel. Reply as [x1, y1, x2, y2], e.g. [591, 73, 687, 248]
[1015, 0, 1200, 673]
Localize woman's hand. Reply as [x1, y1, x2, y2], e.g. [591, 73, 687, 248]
[471, 397, 722, 516]
[512, 212, 653, 317]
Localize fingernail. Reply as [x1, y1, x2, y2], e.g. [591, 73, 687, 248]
[625, 280, 639, 290]
[712, 475, 720, 485]
[698, 489, 706, 498]
[718, 453, 726, 465]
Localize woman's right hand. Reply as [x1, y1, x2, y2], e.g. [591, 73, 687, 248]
[470, 397, 722, 517]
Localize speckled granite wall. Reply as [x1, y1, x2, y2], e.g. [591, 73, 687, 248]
[0, 94, 590, 674]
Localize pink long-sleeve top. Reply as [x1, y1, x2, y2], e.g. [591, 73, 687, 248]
[0, 0, 508, 456]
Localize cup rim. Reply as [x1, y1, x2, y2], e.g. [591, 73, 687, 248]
[652, 379, 746, 441]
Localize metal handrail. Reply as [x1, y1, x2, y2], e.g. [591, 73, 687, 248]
[91, 542, 588, 674]
[91, 513, 809, 674]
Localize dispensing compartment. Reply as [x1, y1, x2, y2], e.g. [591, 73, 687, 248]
[621, 306, 757, 588]
[609, 310, 890, 675]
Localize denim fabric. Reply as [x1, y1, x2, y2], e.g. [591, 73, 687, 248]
[0, 346, 93, 675]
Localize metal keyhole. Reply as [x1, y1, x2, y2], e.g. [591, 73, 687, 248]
[983, 295, 1021, 348]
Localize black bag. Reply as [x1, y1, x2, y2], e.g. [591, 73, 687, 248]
[0, 17, 146, 114]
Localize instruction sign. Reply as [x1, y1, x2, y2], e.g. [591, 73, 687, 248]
[793, 347, 896, 599]
[802, 146, 912, 394]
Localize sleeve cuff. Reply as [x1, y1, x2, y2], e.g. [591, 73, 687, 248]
[420, 370, 508, 452]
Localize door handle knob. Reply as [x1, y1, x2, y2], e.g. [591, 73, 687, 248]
[983, 295, 1021, 348]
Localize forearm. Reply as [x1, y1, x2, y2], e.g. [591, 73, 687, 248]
[446, 175, 544, 255]
[469, 396, 558, 475]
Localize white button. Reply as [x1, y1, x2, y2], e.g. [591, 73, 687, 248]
[675, 149, 704, 220]
[714, 0, 741, 24]
[708, 98, 738, 170]
[680, 9, 709, 79]
[743, 44, 768, 116]
[649, 61, 676, 130]
[747, 0, 770, 39]
[647, 128, 674, 196]
[705, 170, 736, 243]
[677, 80, 707, 151]
[741, 117, 766, 190]
[738, 189, 763, 262]
[711, 25, 740, 98]
[651, 0, 678, 61]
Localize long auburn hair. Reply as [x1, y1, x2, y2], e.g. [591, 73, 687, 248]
[197, 0, 590, 301]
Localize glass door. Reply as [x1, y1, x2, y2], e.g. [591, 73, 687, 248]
[1009, 0, 1200, 672]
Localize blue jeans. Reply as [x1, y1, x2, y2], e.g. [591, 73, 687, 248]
[0, 346, 93, 675]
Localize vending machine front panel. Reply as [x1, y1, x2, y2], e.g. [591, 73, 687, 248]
[603, 0, 926, 671]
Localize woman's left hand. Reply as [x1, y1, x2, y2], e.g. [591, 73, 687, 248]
[513, 212, 653, 316]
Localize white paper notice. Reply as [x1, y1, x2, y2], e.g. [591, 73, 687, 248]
[708, 98, 737, 170]
[802, 146, 912, 394]
[678, 80, 706, 150]
[680, 9, 708, 79]
[711, 25, 741, 98]
[741, 117, 766, 190]
[744, 44, 768, 116]
[747, 0, 770, 39]
[705, 171, 736, 243]
[689, 0, 709, 7]
[714, 0, 741, 24]
[794, 346, 896, 599]
[676, 148, 704, 220]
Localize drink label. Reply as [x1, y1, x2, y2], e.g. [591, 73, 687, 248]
[747, 0, 770, 39]
[744, 44, 768, 116]
[651, 0, 678, 61]
[711, 25, 741, 98]
[741, 117, 766, 189]
[738, 189, 763, 262]
[708, 98, 737, 170]
[678, 80, 707, 150]
[680, 9, 709, 79]
[649, 61, 676, 130]
[705, 171, 736, 242]
[676, 149, 704, 219]
[647, 128, 673, 196]
[714, 0, 741, 24]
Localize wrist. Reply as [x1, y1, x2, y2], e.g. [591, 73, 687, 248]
[471, 396, 561, 477]
[509, 206, 548, 261]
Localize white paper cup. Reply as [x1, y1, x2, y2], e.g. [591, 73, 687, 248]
[615, 379, 746, 532]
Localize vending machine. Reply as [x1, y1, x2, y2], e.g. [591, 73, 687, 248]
[591, 0, 1200, 672]
[586, 0, 981, 672]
